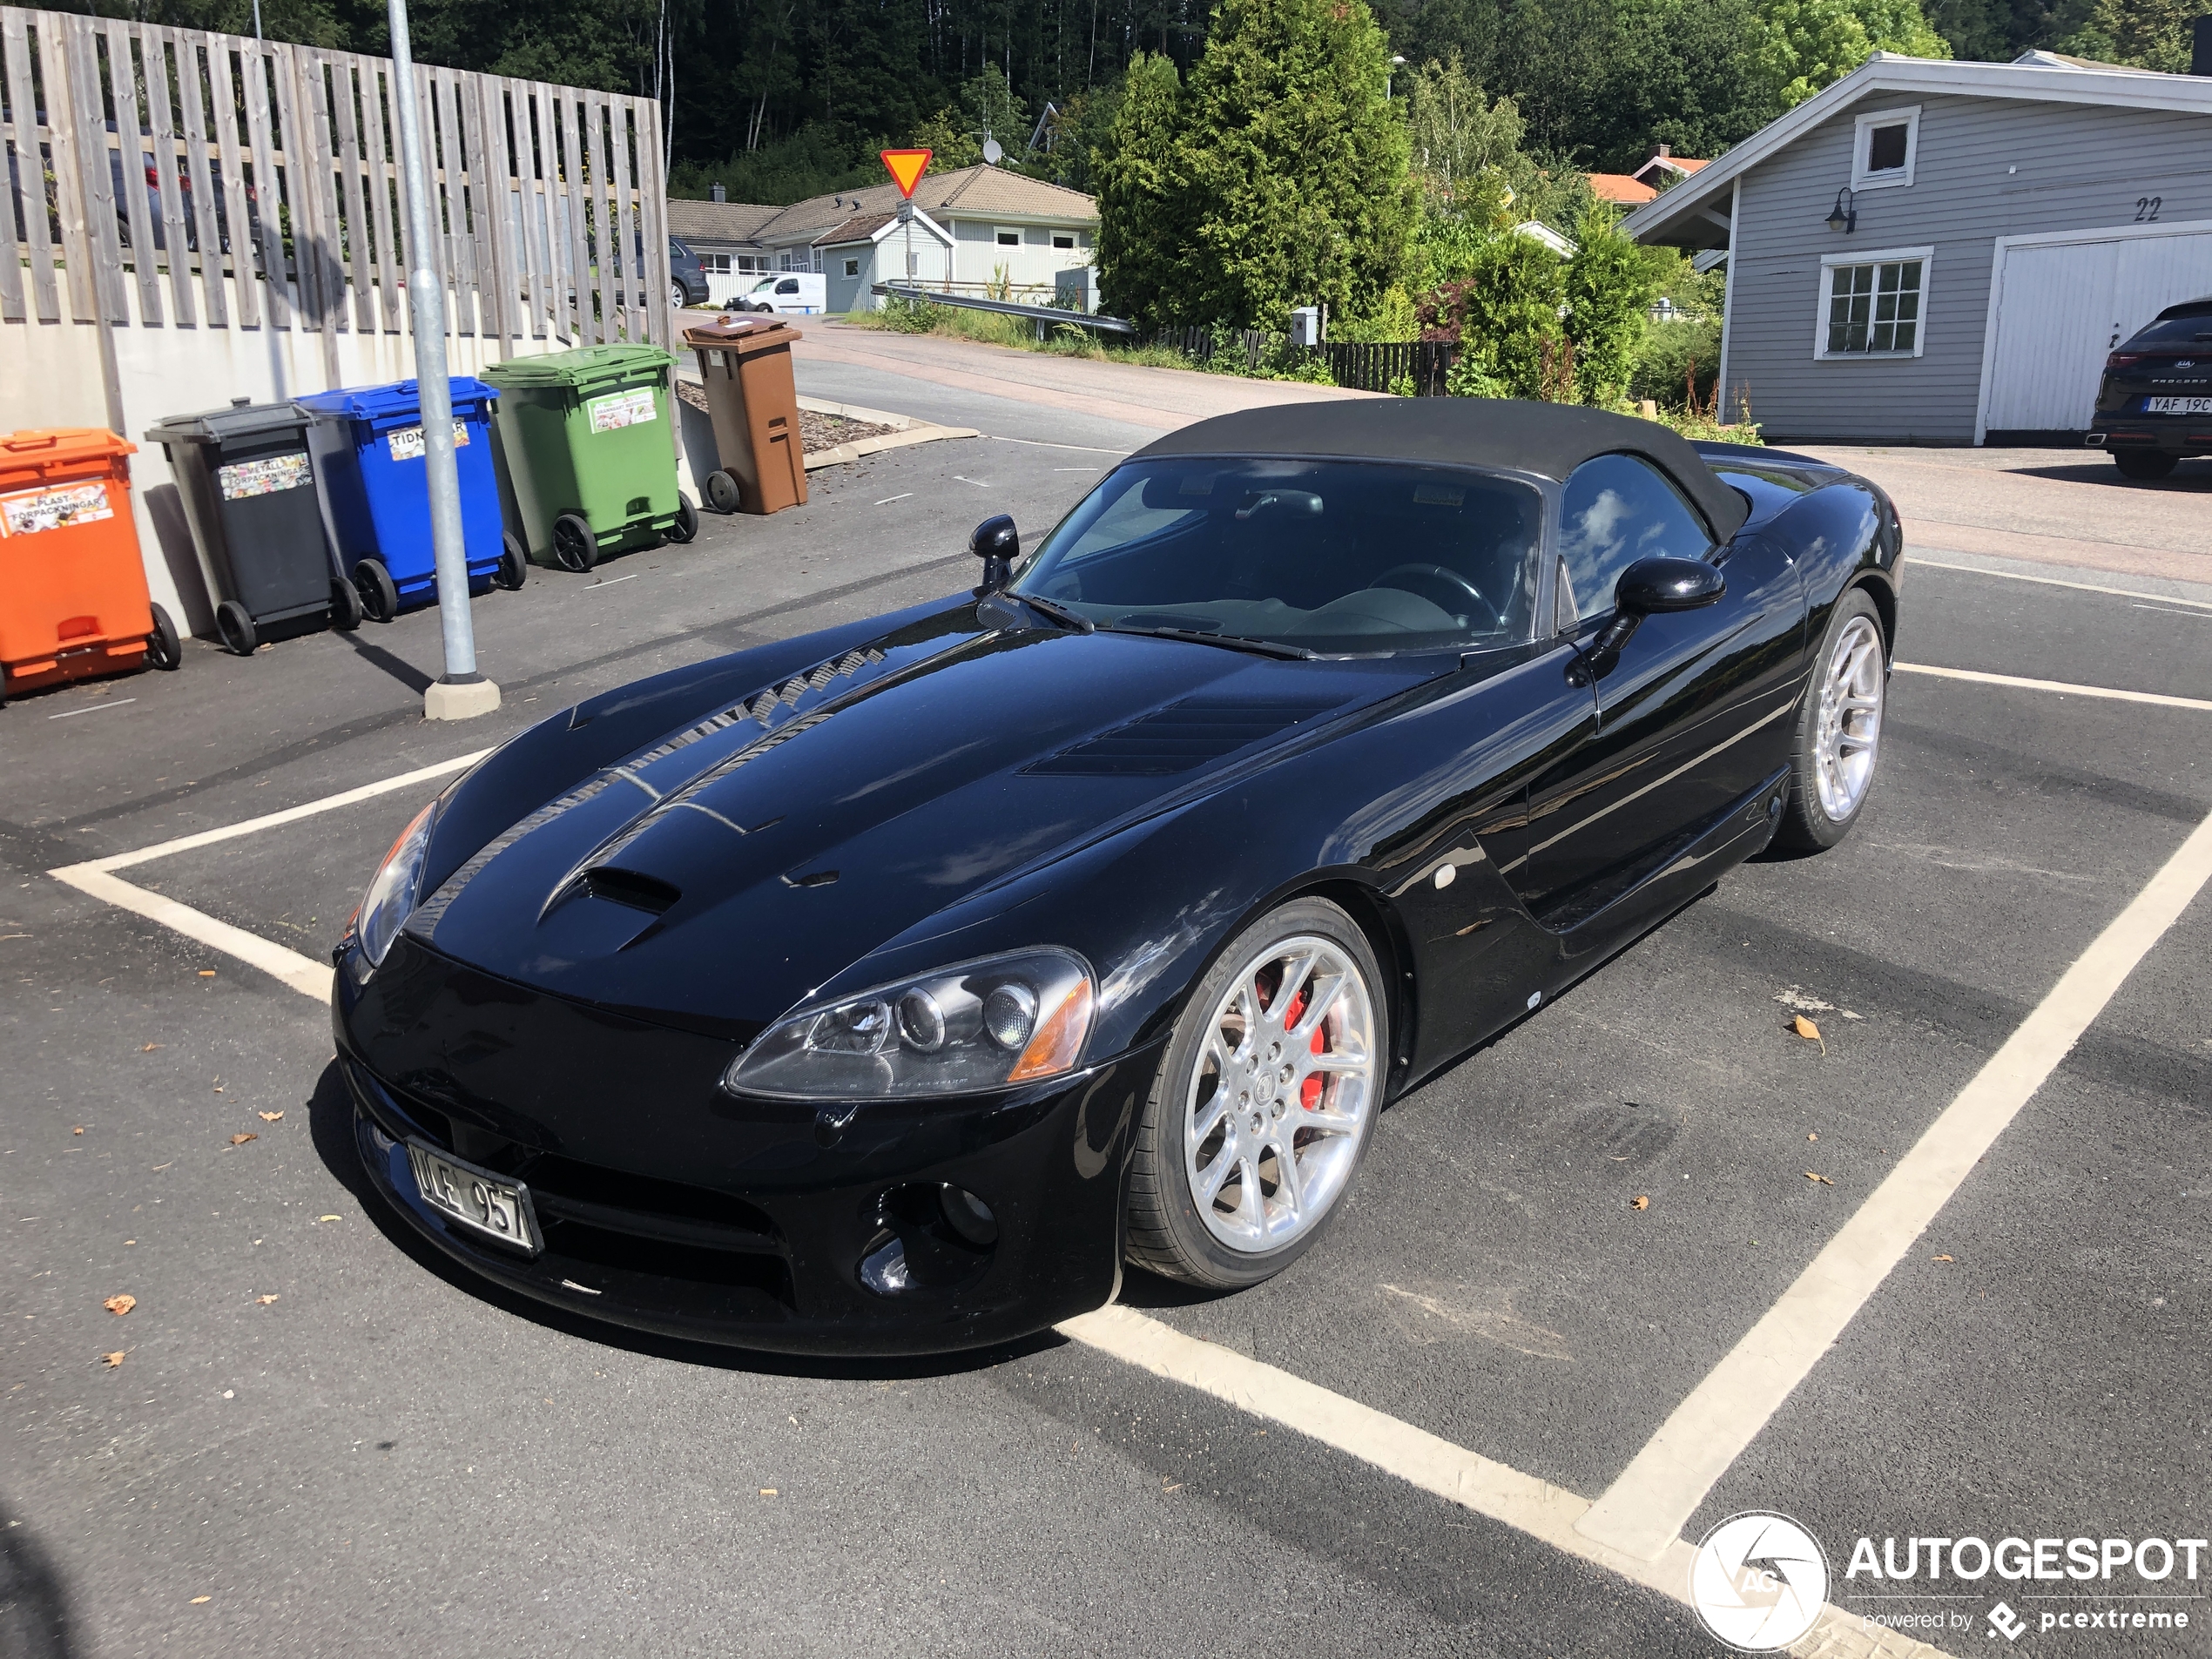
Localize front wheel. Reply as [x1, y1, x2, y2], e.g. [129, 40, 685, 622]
[1777, 587, 1886, 852]
[2113, 448, 2177, 481]
[493, 534, 529, 590]
[551, 513, 597, 572]
[145, 602, 182, 669]
[328, 575, 363, 631]
[1126, 897, 1386, 1288]
[354, 558, 399, 624]
[215, 599, 258, 656]
[664, 497, 698, 544]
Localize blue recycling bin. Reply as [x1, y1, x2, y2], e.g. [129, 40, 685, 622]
[298, 376, 525, 622]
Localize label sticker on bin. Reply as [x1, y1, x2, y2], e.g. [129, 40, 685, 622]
[218, 452, 312, 501]
[585, 388, 658, 434]
[384, 421, 472, 462]
[1, 482, 112, 536]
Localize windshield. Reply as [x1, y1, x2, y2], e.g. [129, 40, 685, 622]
[1012, 458, 1544, 654]
[750, 277, 779, 293]
[2128, 313, 2212, 347]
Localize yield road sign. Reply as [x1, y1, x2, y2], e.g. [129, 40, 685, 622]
[880, 148, 931, 199]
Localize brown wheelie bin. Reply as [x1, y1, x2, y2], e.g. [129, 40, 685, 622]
[680, 315, 809, 516]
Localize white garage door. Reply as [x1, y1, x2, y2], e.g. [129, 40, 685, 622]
[1981, 223, 2212, 437]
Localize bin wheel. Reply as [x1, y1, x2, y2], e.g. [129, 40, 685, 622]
[666, 498, 699, 544]
[354, 558, 400, 624]
[329, 575, 364, 632]
[706, 469, 744, 515]
[145, 603, 183, 670]
[552, 513, 597, 572]
[215, 600, 259, 657]
[494, 535, 530, 590]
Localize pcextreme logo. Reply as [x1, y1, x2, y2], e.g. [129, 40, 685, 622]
[1689, 1511, 1831, 1652]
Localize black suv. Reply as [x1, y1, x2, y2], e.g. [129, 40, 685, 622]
[669, 237, 710, 307]
[2089, 298, 2212, 479]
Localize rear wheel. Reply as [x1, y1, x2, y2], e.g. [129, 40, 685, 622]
[2113, 449, 2177, 480]
[145, 603, 182, 669]
[670, 280, 686, 309]
[354, 558, 399, 624]
[706, 469, 743, 514]
[493, 534, 529, 590]
[1126, 897, 1386, 1288]
[1777, 588, 1886, 852]
[552, 512, 597, 572]
[215, 599, 258, 656]
[328, 575, 363, 631]
[664, 497, 698, 544]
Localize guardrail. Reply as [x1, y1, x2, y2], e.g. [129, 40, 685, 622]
[872, 282, 1137, 337]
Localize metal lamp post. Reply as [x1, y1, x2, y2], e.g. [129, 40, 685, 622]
[388, 0, 500, 720]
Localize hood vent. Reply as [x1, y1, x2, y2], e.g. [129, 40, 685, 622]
[581, 867, 681, 915]
[1023, 697, 1341, 777]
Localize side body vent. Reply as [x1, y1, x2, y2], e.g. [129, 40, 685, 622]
[1022, 698, 1341, 777]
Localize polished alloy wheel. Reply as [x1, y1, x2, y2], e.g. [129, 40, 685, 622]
[1814, 613, 1884, 821]
[1183, 934, 1376, 1253]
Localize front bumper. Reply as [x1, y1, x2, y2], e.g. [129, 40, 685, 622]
[334, 935, 1163, 1355]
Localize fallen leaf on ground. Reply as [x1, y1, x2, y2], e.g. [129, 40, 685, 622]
[1630, 1194, 1650, 1211]
[198, 970, 215, 978]
[1804, 1171, 1834, 1185]
[189, 1595, 211, 1604]
[101, 1351, 125, 1368]
[1933, 1254, 1953, 1262]
[141, 1042, 163, 1052]
[258, 1111, 284, 1123]
[228, 1133, 256, 1146]
[759, 1488, 779, 1497]
[317, 1215, 341, 1223]
[72, 1126, 84, 1136]
[255, 1294, 279, 1305]
[103, 1294, 136, 1316]
[152, 1162, 172, 1171]
[1807, 1131, 1818, 1142]
[1791, 1014, 1823, 1042]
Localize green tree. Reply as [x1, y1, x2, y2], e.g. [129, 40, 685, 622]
[1757, 0, 1952, 107]
[1170, 0, 1415, 328]
[1445, 232, 1567, 398]
[2057, 0, 2199, 68]
[1563, 206, 1657, 402]
[1093, 51, 1187, 326]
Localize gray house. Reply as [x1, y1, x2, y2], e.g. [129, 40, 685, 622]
[1622, 51, 2212, 442]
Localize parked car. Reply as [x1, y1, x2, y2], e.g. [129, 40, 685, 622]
[669, 237, 708, 307]
[730, 273, 826, 314]
[2090, 298, 2212, 479]
[331, 399, 1904, 1356]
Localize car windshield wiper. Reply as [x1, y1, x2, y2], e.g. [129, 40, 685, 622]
[1104, 624, 1314, 660]
[1012, 592, 1096, 633]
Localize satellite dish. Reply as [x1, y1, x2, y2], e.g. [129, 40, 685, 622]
[981, 138, 1003, 165]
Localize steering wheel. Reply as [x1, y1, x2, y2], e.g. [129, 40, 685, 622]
[1370, 563, 1501, 629]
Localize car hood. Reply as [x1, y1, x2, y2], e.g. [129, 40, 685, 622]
[405, 613, 1432, 1034]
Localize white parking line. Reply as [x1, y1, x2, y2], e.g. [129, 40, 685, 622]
[1574, 798, 2212, 1562]
[49, 698, 137, 719]
[1910, 557, 2212, 614]
[1895, 663, 2212, 712]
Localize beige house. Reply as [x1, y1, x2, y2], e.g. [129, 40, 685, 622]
[667, 165, 1098, 311]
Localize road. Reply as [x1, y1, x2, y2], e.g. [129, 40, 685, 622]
[3, 332, 2209, 1658]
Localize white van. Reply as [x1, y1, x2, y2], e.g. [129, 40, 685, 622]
[736, 273, 826, 315]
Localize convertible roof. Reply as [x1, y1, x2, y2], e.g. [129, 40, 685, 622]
[1133, 398, 1750, 541]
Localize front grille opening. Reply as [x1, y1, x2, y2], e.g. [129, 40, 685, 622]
[522, 1152, 782, 1244]
[542, 1217, 796, 1301]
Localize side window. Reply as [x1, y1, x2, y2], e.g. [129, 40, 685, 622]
[1557, 454, 1713, 624]
[776, 277, 799, 294]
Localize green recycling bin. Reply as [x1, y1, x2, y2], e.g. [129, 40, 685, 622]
[482, 344, 698, 572]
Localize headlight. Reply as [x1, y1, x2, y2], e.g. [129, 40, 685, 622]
[725, 948, 1096, 1101]
[351, 799, 439, 969]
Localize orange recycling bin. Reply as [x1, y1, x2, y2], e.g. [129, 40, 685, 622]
[0, 428, 179, 703]
[681, 314, 809, 516]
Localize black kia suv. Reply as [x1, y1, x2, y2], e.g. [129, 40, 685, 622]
[2089, 299, 2212, 480]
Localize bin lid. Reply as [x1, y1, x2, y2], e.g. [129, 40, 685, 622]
[296, 376, 498, 424]
[482, 344, 675, 394]
[0, 428, 136, 469]
[682, 315, 803, 350]
[145, 397, 314, 446]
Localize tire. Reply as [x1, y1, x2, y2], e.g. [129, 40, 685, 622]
[145, 602, 182, 669]
[493, 534, 529, 590]
[705, 469, 744, 514]
[1776, 587, 1887, 852]
[2113, 448, 2177, 481]
[664, 497, 699, 544]
[670, 281, 686, 308]
[552, 512, 597, 572]
[328, 575, 363, 632]
[214, 599, 258, 656]
[354, 558, 399, 624]
[1126, 896, 1388, 1289]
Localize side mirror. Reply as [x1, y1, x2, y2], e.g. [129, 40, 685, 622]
[971, 514, 1019, 591]
[1615, 556, 1724, 613]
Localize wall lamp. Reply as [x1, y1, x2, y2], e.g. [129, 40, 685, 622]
[1826, 186, 1857, 233]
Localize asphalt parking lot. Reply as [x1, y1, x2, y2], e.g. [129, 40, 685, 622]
[3, 361, 2209, 1658]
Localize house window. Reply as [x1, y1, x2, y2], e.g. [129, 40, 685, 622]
[1851, 105, 1919, 191]
[1051, 233, 1075, 250]
[843, 256, 860, 278]
[995, 226, 1020, 246]
[1818, 247, 1932, 357]
[700, 253, 731, 275]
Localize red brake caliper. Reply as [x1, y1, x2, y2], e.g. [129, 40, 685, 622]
[1280, 987, 1326, 1109]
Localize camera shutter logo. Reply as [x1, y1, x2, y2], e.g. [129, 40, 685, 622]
[1689, 1511, 1831, 1651]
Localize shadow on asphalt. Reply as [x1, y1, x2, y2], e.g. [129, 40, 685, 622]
[2006, 460, 2212, 489]
[339, 634, 435, 695]
[0, 1501, 77, 1658]
[304, 1059, 1063, 1383]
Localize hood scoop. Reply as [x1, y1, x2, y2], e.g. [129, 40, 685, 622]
[1022, 696, 1344, 777]
[577, 867, 680, 915]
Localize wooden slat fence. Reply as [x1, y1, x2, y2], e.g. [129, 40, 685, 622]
[0, 4, 670, 352]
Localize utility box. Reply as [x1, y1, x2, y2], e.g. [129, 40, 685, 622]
[1054, 266, 1100, 315]
[1290, 307, 1322, 347]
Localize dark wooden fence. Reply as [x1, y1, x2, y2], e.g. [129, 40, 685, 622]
[1148, 326, 1456, 396]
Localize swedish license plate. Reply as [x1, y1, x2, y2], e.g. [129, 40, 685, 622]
[406, 1141, 540, 1253]
[2145, 395, 2212, 415]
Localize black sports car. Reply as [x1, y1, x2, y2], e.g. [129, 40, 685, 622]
[2088, 297, 2212, 479]
[334, 401, 1903, 1355]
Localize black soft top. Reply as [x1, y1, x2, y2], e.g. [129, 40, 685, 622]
[1133, 397, 1750, 542]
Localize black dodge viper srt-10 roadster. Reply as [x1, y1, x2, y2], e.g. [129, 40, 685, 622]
[334, 400, 1902, 1354]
